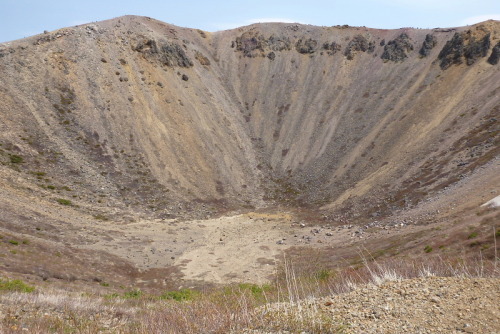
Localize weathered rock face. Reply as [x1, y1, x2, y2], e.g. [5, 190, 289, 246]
[381, 33, 414, 62]
[295, 38, 318, 54]
[344, 34, 375, 60]
[438, 29, 491, 69]
[233, 31, 292, 57]
[438, 33, 464, 69]
[463, 32, 490, 65]
[419, 34, 437, 57]
[134, 39, 193, 67]
[234, 30, 265, 57]
[488, 41, 500, 65]
[322, 41, 342, 55]
[267, 35, 292, 51]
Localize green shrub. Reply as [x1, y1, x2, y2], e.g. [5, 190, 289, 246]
[495, 229, 500, 238]
[160, 288, 199, 302]
[104, 293, 120, 299]
[8, 240, 19, 245]
[9, 154, 23, 164]
[314, 269, 332, 281]
[424, 245, 433, 253]
[123, 289, 142, 299]
[93, 214, 109, 221]
[56, 198, 72, 206]
[237, 283, 271, 299]
[467, 232, 478, 239]
[0, 279, 35, 293]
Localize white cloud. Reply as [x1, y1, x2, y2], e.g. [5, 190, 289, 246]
[461, 14, 500, 25]
[212, 18, 305, 31]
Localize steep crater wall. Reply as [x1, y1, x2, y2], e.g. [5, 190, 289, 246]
[0, 17, 498, 221]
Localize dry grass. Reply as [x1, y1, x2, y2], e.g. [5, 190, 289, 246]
[1, 248, 498, 333]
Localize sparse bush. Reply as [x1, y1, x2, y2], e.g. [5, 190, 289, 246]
[237, 283, 271, 300]
[468, 232, 478, 239]
[93, 214, 109, 221]
[8, 240, 19, 245]
[0, 279, 35, 293]
[56, 198, 72, 206]
[9, 154, 23, 163]
[104, 293, 120, 299]
[123, 289, 142, 299]
[424, 245, 433, 253]
[160, 288, 199, 301]
[314, 269, 333, 281]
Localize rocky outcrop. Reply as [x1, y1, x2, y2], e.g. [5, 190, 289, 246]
[233, 32, 291, 57]
[295, 38, 318, 54]
[438, 30, 491, 69]
[344, 35, 375, 60]
[234, 31, 265, 57]
[488, 41, 500, 65]
[267, 35, 292, 51]
[322, 42, 341, 55]
[419, 34, 437, 57]
[438, 33, 464, 69]
[134, 39, 193, 67]
[381, 33, 414, 62]
[195, 51, 210, 66]
[463, 32, 491, 65]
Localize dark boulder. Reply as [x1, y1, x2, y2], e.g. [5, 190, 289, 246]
[487, 41, 500, 65]
[381, 33, 414, 62]
[419, 34, 437, 57]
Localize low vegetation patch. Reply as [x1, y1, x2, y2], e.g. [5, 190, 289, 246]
[0, 255, 497, 333]
[0, 278, 35, 293]
[160, 288, 199, 301]
[56, 198, 72, 206]
[9, 154, 23, 164]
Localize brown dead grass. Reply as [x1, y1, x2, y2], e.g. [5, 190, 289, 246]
[1, 251, 498, 333]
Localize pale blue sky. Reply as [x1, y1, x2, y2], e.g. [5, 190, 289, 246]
[1, 0, 499, 43]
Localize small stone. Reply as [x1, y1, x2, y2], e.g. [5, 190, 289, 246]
[431, 296, 440, 303]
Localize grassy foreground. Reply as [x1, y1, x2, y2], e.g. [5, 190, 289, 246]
[1, 253, 498, 333]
